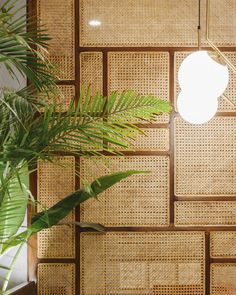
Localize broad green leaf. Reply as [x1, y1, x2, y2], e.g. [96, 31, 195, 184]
[1, 170, 146, 254]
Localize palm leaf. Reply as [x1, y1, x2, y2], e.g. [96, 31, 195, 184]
[1, 170, 145, 254]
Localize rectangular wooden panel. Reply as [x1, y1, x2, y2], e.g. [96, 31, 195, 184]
[37, 157, 75, 258]
[211, 264, 236, 295]
[80, 0, 202, 47]
[38, 264, 75, 295]
[80, 52, 103, 95]
[80, 232, 205, 295]
[80, 156, 170, 226]
[210, 231, 236, 258]
[174, 52, 236, 112]
[37, 0, 75, 80]
[174, 117, 236, 197]
[108, 52, 170, 123]
[175, 201, 236, 226]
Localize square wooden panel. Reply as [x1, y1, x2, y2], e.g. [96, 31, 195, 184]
[80, 232, 205, 295]
[80, 0, 203, 47]
[38, 263, 75, 295]
[211, 264, 236, 295]
[175, 201, 236, 226]
[37, 0, 75, 80]
[37, 157, 75, 258]
[108, 52, 169, 123]
[80, 156, 170, 226]
[210, 232, 236, 258]
[80, 52, 103, 95]
[174, 117, 236, 197]
[174, 52, 236, 112]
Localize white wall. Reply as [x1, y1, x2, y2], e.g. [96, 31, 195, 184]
[0, 0, 28, 289]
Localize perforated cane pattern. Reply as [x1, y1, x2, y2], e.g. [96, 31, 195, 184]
[210, 232, 236, 258]
[175, 117, 236, 197]
[37, 157, 75, 258]
[80, 156, 170, 226]
[37, 0, 75, 80]
[211, 264, 236, 295]
[80, 232, 205, 295]
[108, 52, 170, 123]
[38, 263, 75, 295]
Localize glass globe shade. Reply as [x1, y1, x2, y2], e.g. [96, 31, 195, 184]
[178, 51, 229, 98]
[177, 91, 218, 124]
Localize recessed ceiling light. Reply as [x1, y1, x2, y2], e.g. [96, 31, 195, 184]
[89, 20, 101, 27]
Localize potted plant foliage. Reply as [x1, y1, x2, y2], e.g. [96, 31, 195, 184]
[0, 0, 172, 293]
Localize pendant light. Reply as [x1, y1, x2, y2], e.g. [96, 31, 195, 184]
[177, 0, 233, 125]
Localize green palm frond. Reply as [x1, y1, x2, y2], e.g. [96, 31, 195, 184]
[0, 0, 57, 91]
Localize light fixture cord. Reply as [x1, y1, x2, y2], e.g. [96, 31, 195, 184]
[198, 0, 201, 49]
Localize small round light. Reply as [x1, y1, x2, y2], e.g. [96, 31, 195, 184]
[177, 91, 218, 124]
[178, 50, 229, 98]
[88, 20, 101, 27]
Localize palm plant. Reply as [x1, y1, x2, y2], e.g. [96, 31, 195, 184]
[0, 0, 172, 293]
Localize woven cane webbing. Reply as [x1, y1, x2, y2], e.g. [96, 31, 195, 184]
[37, 157, 75, 258]
[108, 52, 169, 123]
[174, 52, 236, 112]
[152, 285, 203, 295]
[130, 128, 169, 151]
[174, 117, 236, 197]
[38, 263, 75, 295]
[211, 264, 236, 295]
[80, 52, 103, 95]
[80, 232, 205, 295]
[210, 232, 236, 258]
[37, 0, 75, 80]
[80, 0, 203, 47]
[208, 0, 236, 47]
[175, 201, 236, 226]
[110, 128, 169, 151]
[80, 156, 169, 226]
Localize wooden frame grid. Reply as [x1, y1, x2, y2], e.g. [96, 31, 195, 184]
[29, 1, 236, 295]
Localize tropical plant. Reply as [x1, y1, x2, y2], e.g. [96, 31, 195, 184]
[0, 0, 172, 293]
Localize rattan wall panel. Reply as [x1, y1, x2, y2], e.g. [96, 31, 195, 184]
[80, 52, 103, 95]
[80, 0, 203, 47]
[37, 0, 75, 80]
[37, 157, 75, 258]
[175, 201, 236, 226]
[211, 264, 236, 295]
[174, 117, 236, 197]
[174, 52, 236, 112]
[130, 128, 169, 151]
[38, 263, 75, 295]
[210, 232, 236, 258]
[80, 232, 205, 295]
[108, 52, 169, 123]
[80, 156, 169, 226]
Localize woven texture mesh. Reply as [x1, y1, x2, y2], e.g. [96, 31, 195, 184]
[211, 264, 236, 295]
[108, 52, 170, 123]
[80, 52, 103, 95]
[38, 263, 75, 295]
[80, 156, 169, 226]
[37, 157, 75, 258]
[80, 232, 205, 295]
[210, 231, 236, 258]
[174, 117, 236, 197]
[174, 52, 236, 112]
[175, 201, 236, 226]
[80, 0, 202, 47]
[37, 0, 75, 80]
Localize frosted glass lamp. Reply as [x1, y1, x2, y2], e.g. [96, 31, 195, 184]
[178, 51, 229, 98]
[177, 91, 218, 124]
